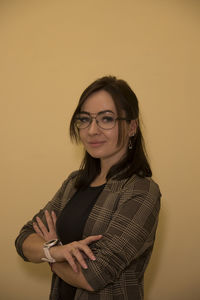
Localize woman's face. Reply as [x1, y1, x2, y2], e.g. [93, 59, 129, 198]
[79, 90, 135, 168]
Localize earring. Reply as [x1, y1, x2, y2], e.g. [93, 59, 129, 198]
[128, 139, 132, 150]
[128, 133, 135, 150]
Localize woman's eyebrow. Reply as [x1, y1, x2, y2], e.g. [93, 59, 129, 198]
[79, 111, 90, 115]
[79, 110, 114, 115]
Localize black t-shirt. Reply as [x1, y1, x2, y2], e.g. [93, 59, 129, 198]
[56, 184, 105, 300]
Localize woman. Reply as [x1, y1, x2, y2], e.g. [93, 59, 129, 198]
[15, 76, 161, 300]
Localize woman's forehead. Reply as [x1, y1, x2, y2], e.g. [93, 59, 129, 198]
[81, 90, 117, 113]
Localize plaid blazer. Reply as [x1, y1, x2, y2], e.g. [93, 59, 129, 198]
[15, 171, 161, 300]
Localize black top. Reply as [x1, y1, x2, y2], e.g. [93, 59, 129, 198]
[56, 184, 105, 300]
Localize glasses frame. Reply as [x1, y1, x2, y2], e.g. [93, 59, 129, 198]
[75, 111, 130, 130]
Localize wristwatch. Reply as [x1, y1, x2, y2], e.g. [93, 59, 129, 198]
[41, 239, 61, 263]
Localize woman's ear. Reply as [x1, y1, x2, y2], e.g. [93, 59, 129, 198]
[128, 119, 138, 137]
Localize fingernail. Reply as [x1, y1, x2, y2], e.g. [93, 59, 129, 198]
[83, 265, 88, 269]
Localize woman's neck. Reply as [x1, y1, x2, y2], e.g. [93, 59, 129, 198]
[90, 175, 106, 187]
[90, 166, 108, 187]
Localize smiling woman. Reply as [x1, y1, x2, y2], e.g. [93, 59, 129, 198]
[77, 90, 135, 178]
[15, 76, 161, 300]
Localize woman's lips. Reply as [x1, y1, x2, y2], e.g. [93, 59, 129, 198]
[88, 141, 105, 147]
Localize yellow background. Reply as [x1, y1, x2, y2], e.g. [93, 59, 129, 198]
[1, 0, 200, 299]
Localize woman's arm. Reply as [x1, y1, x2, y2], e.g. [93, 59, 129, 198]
[23, 210, 102, 271]
[80, 179, 161, 291]
[22, 210, 59, 263]
[31, 210, 100, 290]
[28, 210, 99, 291]
[15, 173, 77, 261]
[22, 232, 96, 290]
[22, 233, 45, 263]
[23, 234, 95, 290]
[52, 262, 94, 291]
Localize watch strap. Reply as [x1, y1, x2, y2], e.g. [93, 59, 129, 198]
[42, 247, 56, 263]
[41, 239, 62, 263]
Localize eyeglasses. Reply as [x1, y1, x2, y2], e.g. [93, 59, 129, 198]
[75, 111, 129, 130]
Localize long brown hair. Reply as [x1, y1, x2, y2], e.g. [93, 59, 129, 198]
[70, 76, 152, 189]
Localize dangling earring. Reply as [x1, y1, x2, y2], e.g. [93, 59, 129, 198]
[128, 133, 135, 150]
[128, 139, 132, 150]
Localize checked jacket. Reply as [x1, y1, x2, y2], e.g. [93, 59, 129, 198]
[15, 171, 161, 300]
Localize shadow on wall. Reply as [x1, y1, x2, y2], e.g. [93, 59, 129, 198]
[144, 203, 167, 297]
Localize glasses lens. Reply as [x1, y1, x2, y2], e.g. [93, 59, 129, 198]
[75, 112, 117, 129]
[97, 113, 115, 129]
[75, 114, 91, 128]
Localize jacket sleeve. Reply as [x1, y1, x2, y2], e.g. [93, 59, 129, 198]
[15, 172, 77, 261]
[81, 178, 161, 291]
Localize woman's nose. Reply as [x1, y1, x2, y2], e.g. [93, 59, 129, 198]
[88, 118, 100, 134]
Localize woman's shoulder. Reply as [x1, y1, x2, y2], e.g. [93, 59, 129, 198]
[107, 174, 161, 199]
[123, 174, 161, 198]
[60, 170, 79, 189]
[66, 170, 79, 180]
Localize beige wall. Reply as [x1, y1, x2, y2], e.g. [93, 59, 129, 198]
[1, 0, 200, 299]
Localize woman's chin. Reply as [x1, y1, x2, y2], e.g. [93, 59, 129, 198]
[88, 152, 101, 159]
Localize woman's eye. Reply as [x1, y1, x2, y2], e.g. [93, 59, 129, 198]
[101, 116, 114, 123]
[79, 117, 90, 123]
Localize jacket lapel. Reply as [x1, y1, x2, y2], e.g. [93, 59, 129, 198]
[82, 177, 131, 237]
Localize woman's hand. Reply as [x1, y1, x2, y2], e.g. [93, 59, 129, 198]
[33, 209, 102, 272]
[33, 210, 58, 242]
[50, 235, 102, 272]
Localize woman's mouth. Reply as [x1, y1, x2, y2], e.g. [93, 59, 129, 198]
[88, 141, 105, 147]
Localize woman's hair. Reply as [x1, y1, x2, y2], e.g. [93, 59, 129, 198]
[70, 75, 152, 189]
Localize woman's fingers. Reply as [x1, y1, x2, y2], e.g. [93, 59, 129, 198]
[78, 243, 96, 261]
[50, 234, 102, 271]
[63, 246, 88, 271]
[51, 210, 57, 226]
[64, 251, 78, 273]
[69, 241, 96, 263]
[83, 235, 102, 244]
[70, 247, 88, 269]
[53, 242, 95, 271]
[34, 210, 58, 241]
[65, 247, 90, 272]
[68, 236, 102, 266]
[45, 210, 55, 232]
[35, 216, 48, 235]
[33, 222, 44, 238]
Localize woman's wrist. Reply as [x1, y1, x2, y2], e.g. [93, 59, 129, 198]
[41, 239, 61, 263]
[49, 245, 64, 262]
